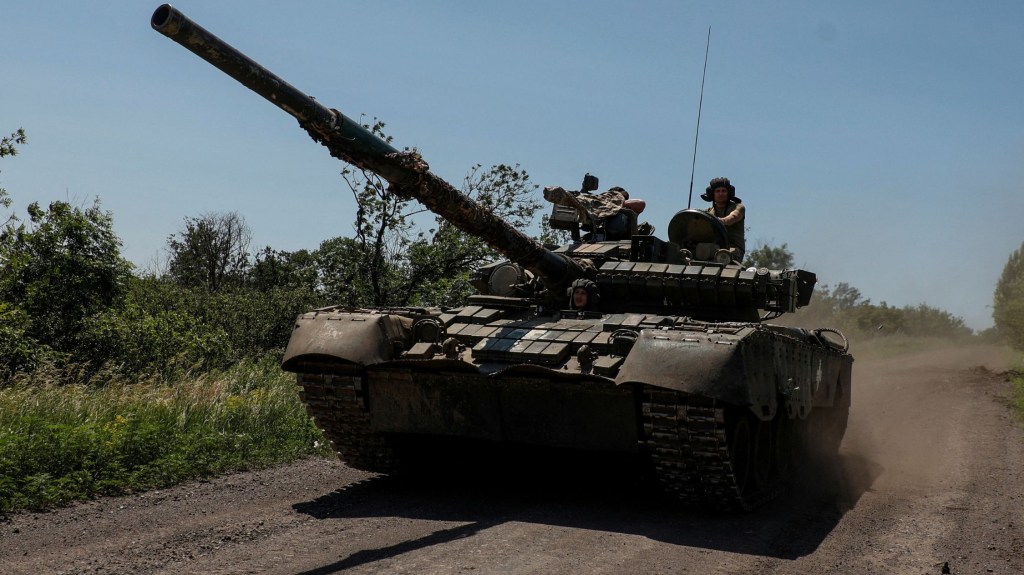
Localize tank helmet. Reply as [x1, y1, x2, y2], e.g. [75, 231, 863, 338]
[701, 177, 741, 203]
[567, 278, 601, 309]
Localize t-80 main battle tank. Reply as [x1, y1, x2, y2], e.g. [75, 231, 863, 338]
[153, 4, 853, 510]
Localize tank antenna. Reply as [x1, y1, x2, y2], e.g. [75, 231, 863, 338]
[687, 26, 711, 209]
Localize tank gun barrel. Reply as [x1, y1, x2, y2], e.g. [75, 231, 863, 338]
[151, 4, 582, 291]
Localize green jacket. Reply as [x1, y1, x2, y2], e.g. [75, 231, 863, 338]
[705, 202, 745, 253]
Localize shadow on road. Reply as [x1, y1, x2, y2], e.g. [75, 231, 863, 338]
[292, 519, 501, 575]
[293, 448, 882, 572]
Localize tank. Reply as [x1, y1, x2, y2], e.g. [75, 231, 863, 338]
[153, 4, 853, 511]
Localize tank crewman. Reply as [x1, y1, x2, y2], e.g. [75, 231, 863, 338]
[702, 177, 745, 262]
[568, 278, 601, 311]
[544, 185, 627, 219]
[610, 186, 647, 216]
[544, 185, 648, 239]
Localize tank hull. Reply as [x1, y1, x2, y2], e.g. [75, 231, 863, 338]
[283, 306, 852, 510]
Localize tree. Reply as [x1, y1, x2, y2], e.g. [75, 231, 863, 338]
[993, 241, 1024, 350]
[0, 129, 25, 158]
[335, 122, 416, 306]
[324, 120, 545, 308]
[316, 235, 391, 306]
[830, 282, 867, 311]
[166, 211, 252, 292]
[0, 199, 132, 354]
[250, 247, 319, 292]
[1, 128, 27, 228]
[404, 163, 542, 306]
[743, 241, 794, 269]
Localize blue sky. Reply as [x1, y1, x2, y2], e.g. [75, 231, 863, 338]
[3, 1, 1022, 330]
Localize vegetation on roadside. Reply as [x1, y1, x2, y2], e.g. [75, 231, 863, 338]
[0, 124, 551, 513]
[0, 356, 329, 512]
[1009, 353, 1024, 419]
[1014, 372, 1024, 417]
[994, 242, 1024, 352]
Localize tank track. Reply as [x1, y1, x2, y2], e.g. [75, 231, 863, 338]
[297, 370, 398, 473]
[641, 387, 787, 511]
[297, 368, 788, 510]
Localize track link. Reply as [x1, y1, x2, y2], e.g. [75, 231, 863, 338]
[297, 371, 398, 473]
[641, 387, 786, 511]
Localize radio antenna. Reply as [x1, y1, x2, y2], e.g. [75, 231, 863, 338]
[687, 26, 711, 209]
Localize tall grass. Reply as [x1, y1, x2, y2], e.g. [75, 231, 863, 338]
[0, 355, 329, 513]
[1012, 360, 1024, 419]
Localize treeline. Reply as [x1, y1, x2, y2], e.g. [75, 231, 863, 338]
[1, 207, 985, 382]
[785, 281, 976, 340]
[0, 201, 314, 379]
[744, 242, 978, 341]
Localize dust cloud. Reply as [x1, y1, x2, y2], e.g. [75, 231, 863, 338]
[838, 344, 1014, 494]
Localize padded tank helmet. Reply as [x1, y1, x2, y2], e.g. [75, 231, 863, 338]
[701, 177, 742, 203]
[567, 278, 601, 310]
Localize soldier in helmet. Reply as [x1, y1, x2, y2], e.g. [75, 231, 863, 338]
[702, 176, 745, 262]
[568, 278, 601, 311]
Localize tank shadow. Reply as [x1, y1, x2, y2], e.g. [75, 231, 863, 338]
[293, 448, 882, 568]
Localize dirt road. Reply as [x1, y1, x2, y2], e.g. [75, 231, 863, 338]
[2, 345, 1022, 575]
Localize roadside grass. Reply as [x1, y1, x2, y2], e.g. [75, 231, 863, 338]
[1012, 358, 1024, 420]
[0, 355, 329, 514]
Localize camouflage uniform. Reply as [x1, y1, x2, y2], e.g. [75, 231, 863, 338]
[544, 186, 625, 219]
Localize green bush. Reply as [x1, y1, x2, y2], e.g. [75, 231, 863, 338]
[72, 276, 320, 376]
[79, 299, 232, 375]
[201, 285, 321, 357]
[0, 200, 132, 355]
[0, 356, 329, 513]
[0, 303, 56, 378]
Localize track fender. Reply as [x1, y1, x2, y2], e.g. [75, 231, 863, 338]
[616, 329, 751, 406]
[281, 312, 412, 370]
